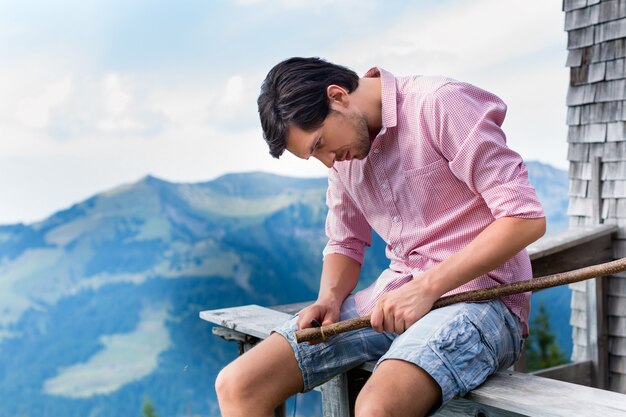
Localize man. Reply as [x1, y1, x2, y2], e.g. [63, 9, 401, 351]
[216, 57, 546, 417]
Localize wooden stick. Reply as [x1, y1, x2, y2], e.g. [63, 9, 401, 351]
[295, 257, 626, 344]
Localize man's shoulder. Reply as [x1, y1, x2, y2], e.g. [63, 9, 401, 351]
[395, 75, 457, 96]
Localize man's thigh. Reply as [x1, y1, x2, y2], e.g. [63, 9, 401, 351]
[273, 295, 393, 392]
[376, 299, 523, 408]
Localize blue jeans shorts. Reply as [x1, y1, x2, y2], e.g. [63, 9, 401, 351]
[273, 295, 523, 407]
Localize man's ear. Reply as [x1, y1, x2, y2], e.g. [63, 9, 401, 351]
[326, 84, 350, 108]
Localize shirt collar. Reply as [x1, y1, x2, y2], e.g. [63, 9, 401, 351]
[364, 67, 397, 135]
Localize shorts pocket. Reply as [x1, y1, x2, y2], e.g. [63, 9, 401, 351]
[429, 313, 498, 396]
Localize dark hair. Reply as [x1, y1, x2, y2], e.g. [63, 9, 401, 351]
[257, 57, 359, 158]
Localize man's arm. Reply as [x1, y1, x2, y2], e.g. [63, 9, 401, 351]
[296, 253, 360, 330]
[370, 216, 546, 334]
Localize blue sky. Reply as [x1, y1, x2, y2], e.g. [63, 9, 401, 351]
[0, 0, 568, 224]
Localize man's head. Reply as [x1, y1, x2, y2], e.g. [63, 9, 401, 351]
[257, 57, 365, 165]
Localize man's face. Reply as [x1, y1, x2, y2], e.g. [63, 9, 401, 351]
[286, 108, 371, 168]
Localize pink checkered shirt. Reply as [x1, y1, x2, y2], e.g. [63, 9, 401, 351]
[322, 68, 545, 336]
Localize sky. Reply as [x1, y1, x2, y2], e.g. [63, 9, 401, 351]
[0, 0, 569, 225]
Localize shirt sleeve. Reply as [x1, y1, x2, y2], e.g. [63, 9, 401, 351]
[431, 82, 545, 220]
[322, 167, 372, 265]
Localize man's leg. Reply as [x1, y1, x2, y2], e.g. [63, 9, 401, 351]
[355, 359, 441, 417]
[215, 333, 303, 417]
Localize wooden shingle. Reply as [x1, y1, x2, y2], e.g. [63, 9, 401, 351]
[567, 84, 597, 105]
[608, 121, 626, 141]
[569, 26, 596, 49]
[595, 18, 626, 44]
[580, 101, 624, 124]
[595, 79, 626, 102]
[614, 238, 626, 258]
[610, 355, 626, 373]
[603, 141, 626, 161]
[568, 196, 594, 216]
[598, 0, 626, 24]
[602, 161, 626, 180]
[565, 6, 600, 31]
[568, 143, 589, 161]
[606, 58, 625, 80]
[570, 161, 593, 179]
[610, 337, 626, 355]
[563, 0, 589, 13]
[568, 106, 583, 125]
[569, 178, 589, 196]
[609, 276, 626, 295]
[608, 297, 626, 316]
[589, 62, 607, 82]
[567, 123, 607, 143]
[567, 48, 584, 67]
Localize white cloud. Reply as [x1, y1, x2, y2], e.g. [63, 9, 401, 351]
[14, 76, 73, 129]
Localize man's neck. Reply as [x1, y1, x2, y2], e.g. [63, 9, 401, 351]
[352, 77, 383, 136]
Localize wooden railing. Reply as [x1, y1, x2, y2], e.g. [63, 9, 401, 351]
[201, 224, 626, 416]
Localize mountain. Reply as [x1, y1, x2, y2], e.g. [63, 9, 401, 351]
[0, 163, 569, 417]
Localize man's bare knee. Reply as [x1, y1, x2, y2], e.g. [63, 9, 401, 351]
[215, 360, 252, 406]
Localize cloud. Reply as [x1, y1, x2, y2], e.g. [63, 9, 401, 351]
[14, 76, 73, 129]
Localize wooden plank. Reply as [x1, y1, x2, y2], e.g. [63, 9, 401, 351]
[532, 360, 592, 386]
[435, 398, 524, 417]
[199, 304, 290, 339]
[527, 224, 617, 260]
[464, 371, 626, 417]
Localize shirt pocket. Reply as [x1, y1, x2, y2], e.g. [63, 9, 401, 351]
[403, 158, 468, 226]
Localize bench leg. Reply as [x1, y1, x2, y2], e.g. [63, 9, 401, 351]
[321, 373, 350, 417]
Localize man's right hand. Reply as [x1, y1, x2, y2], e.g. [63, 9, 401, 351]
[296, 300, 341, 331]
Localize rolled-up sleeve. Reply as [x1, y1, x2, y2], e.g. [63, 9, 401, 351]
[432, 82, 545, 220]
[322, 167, 372, 264]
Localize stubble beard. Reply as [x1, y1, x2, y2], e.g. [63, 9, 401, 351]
[352, 113, 372, 159]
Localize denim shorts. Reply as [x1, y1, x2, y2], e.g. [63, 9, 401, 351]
[273, 295, 523, 407]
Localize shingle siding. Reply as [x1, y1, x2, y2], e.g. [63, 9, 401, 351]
[564, 0, 626, 393]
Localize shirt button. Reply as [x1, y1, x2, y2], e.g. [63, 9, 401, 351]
[373, 148, 380, 154]
[393, 247, 400, 255]
[381, 182, 389, 190]
[392, 216, 399, 223]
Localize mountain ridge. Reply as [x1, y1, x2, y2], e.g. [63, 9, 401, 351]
[0, 161, 569, 417]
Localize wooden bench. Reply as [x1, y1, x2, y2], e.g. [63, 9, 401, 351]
[201, 224, 626, 416]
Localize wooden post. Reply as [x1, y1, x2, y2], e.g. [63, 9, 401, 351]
[320, 373, 350, 417]
[587, 156, 609, 389]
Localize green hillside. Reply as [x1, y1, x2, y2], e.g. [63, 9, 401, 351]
[0, 164, 569, 417]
